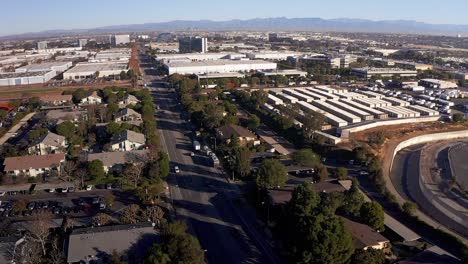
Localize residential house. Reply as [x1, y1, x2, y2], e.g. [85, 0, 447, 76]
[87, 150, 148, 173]
[341, 217, 390, 250]
[46, 109, 87, 124]
[111, 130, 146, 152]
[114, 108, 142, 122]
[28, 131, 67, 155]
[66, 223, 159, 264]
[269, 180, 347, 206]
[216, 124, 260, 146]
[3, 153, 66, 177]
[79, 91, 102, 105]
[39, 94, 73, 106]
[118, 94, 140, 107]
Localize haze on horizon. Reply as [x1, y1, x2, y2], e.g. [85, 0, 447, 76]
[1, 0, 467, 36]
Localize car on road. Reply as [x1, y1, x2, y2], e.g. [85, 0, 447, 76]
[359, 170, 369, 176]
[85, 185, 93, 191]
[174, 166, 180, 173]
[42, 201, 49, 209]
[105, 184, 112, 190]
[190, 152, 195, 157]
[67, 187, 75, 192]
[99, 202, 106, 210]
[0, 191, 6, 196]
[27, 202, 36, 210]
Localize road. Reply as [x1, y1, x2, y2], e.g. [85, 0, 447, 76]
[140, 51, 280, 264]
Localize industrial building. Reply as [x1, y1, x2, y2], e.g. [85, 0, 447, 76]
[179, 37, 208, 53]
[89, 48, 131, 63]
[419, 79, 458, 89]
[164, 59, 277, 75]
[63, 62, 128, 80]
[78, 39, 88, 47]
[350, 68, 418, 79]
[0, 71, 56, 86]
[297, 101, 348, 127]
[110, 34, 130, 46]
[15, 61, 73, 74]
[246, 51, 300, 61]
[155, 53, 243, 63]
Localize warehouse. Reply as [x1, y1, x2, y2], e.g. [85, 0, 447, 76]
[63, 62, 128, 80]
[15, 61, 73, 74]
[327, 100, 374, 121]
[89, 48, 131, 63]
[337, 92, 368, 100]
[246, 51, 300, 60]
[377, 106, 420, 118]
[267, 94, 284, 105]
[419, 79, 458, 89]
[0, 71, 56, 86]
[282, 89, 314, 102]
[314, 85, 346, 94]
[382, 97, 410, 106]
[164, 60, 277, 75]
[297, 101, 348, 127]
[408, 105, 439, 116]
[273, 93, 298, 104]
[294, 88, 327, 101]
[340, 99, 388, 119]
[311, 100, 361, 123]
[155, 53, 243, 63]
[354, 98, 391, 108]
[306, 88, 340, 100]
[358, 90, 384, 99]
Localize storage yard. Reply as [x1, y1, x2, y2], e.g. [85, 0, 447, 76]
[264, 86, 444, 139]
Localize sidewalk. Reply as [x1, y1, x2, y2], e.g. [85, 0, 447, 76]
[0, 112, 36, 145]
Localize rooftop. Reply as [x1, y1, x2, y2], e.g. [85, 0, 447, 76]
[87, 150, 148, 167]
[31, 131, 66, 148]
[112, 130, 146, 145]
[39, 94, 72, 102]
[3, 153, 65, 171]
[341, 217, 389, 250]
[66, 62, 128, 73]
[15, 61, 71, 72]
[67, 223, 159, 264]
[165, 59, 276, 68]
[0, 71, 54, 79]
[269, 181, 347, 205]
[217, 124, 256, 140]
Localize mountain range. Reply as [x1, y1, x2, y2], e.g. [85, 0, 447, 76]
[2, 17, 467, 39]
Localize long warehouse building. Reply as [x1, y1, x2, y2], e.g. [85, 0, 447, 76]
[297, 101, 348, 127]
[407, 105, 439, 116]
[327, 100, 374, 121]
[311, 100, 361, 123]
[164, 59, 277, 75]
[282, 89, 314, 102]
[340, 99, 388, 119]
[294, 88, 327, 101]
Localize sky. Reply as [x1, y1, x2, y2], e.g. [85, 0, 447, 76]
[1, 0, 467, 36]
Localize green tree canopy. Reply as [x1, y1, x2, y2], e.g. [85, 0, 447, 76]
[288, 182, 321, 217]
[255, 159, 288, 189]
[56, 121, 76, 140]
[360, 201, 385, 231]
[340, 178, 364, 218]
[247, 114, 260, 131]
[87, 160, 105, 180]
[233, 147, 251, 179]
[292, 149, 320, 167]
[332, 167, 348, 180]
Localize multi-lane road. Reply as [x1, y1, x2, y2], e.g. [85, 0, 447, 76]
[140, 52, 280, 264]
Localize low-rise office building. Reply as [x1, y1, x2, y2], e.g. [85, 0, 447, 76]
[15, 61, 73, 74]
[350, 67, 418, 79]
[3, 153, 66, 177]
[164, 59, 277, 75]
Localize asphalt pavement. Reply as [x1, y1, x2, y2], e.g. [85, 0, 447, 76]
[140, 52, 280, 264]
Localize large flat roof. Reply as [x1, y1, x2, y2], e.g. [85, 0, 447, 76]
[0, 71, 54, 78]
[16, 61, 71, 71]
[165, 59, 276, 68]
[66, 62, 128, 73]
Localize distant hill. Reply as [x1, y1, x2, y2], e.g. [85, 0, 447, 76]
[2, 17, 468, 39]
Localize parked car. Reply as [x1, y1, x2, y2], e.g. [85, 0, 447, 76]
[99, 202, 106, 210]
[174, 166, 180, 173]
[85, 185, 93, 191]
[78, 198, 86, 206]
[92, 197, 101, 205]
[27, 202, 36, 211]
[67, 187, 75, 193]
[105, 184, 112, 190]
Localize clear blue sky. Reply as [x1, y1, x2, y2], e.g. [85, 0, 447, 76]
[1, 0, 466, 36]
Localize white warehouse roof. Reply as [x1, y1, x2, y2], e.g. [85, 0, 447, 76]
[164, 59, 277, 75]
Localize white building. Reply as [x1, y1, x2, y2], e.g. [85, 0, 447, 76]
[15, 61, 73, 74]
[80, 91, 102, 105]
[114, 108, 142, 122]
[246, 51, 300, 61]
[155, 53, 243, 64]
[37, 41, 48, 50]
[28, 131, 67, 155]
[89, 48, 131, 63]
[111, 34, 130, 46]
[63, 62, 128, 80]
[350, 68, 418, 79]
[3, 153, 66, 177]
[419, 79, 458, 89]
[78, 39, 88, 47]
[164, 59, 277, 75]
[111, 130, 146, 152]
[118, 94, 140, 107]
[0, 71, 56, 86]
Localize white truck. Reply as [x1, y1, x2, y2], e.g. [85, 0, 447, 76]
[193, 140, 201, 151]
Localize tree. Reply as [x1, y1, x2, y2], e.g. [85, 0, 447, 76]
[315, 164, 329, 182]
[332, 167, 348, 180]
[298, 109, 326, 138]
[233, 147, 251, 179]
[163, 221, 205, 264]
[360, 201, 385, 231]
[143, 206, 165, 225]
[87, 160, 105, 180]
[353, 146, 372, 164]
[123, 161, 146, 187]
[247, 114, 260, 131]
[93, 213, 112, 226]
[27, 210, 53, 255]
[72, 88, 87, 104]
[56, 121, 76, 140]
[340, 178, 364, 218]
[402, 201, 418, 216]
[203, 103, 224, 129]
[159, 152, 170, 178]
[292, 149, 320, 167]
[452, 113, 465, 123]
[351, 249, 386, 264]
[288, 182, 321, 217]
[143, 244, 171, 264]
[120, 204, 141, 224]
[104, 193, 116, 207]
[256, 159, 288, 189]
